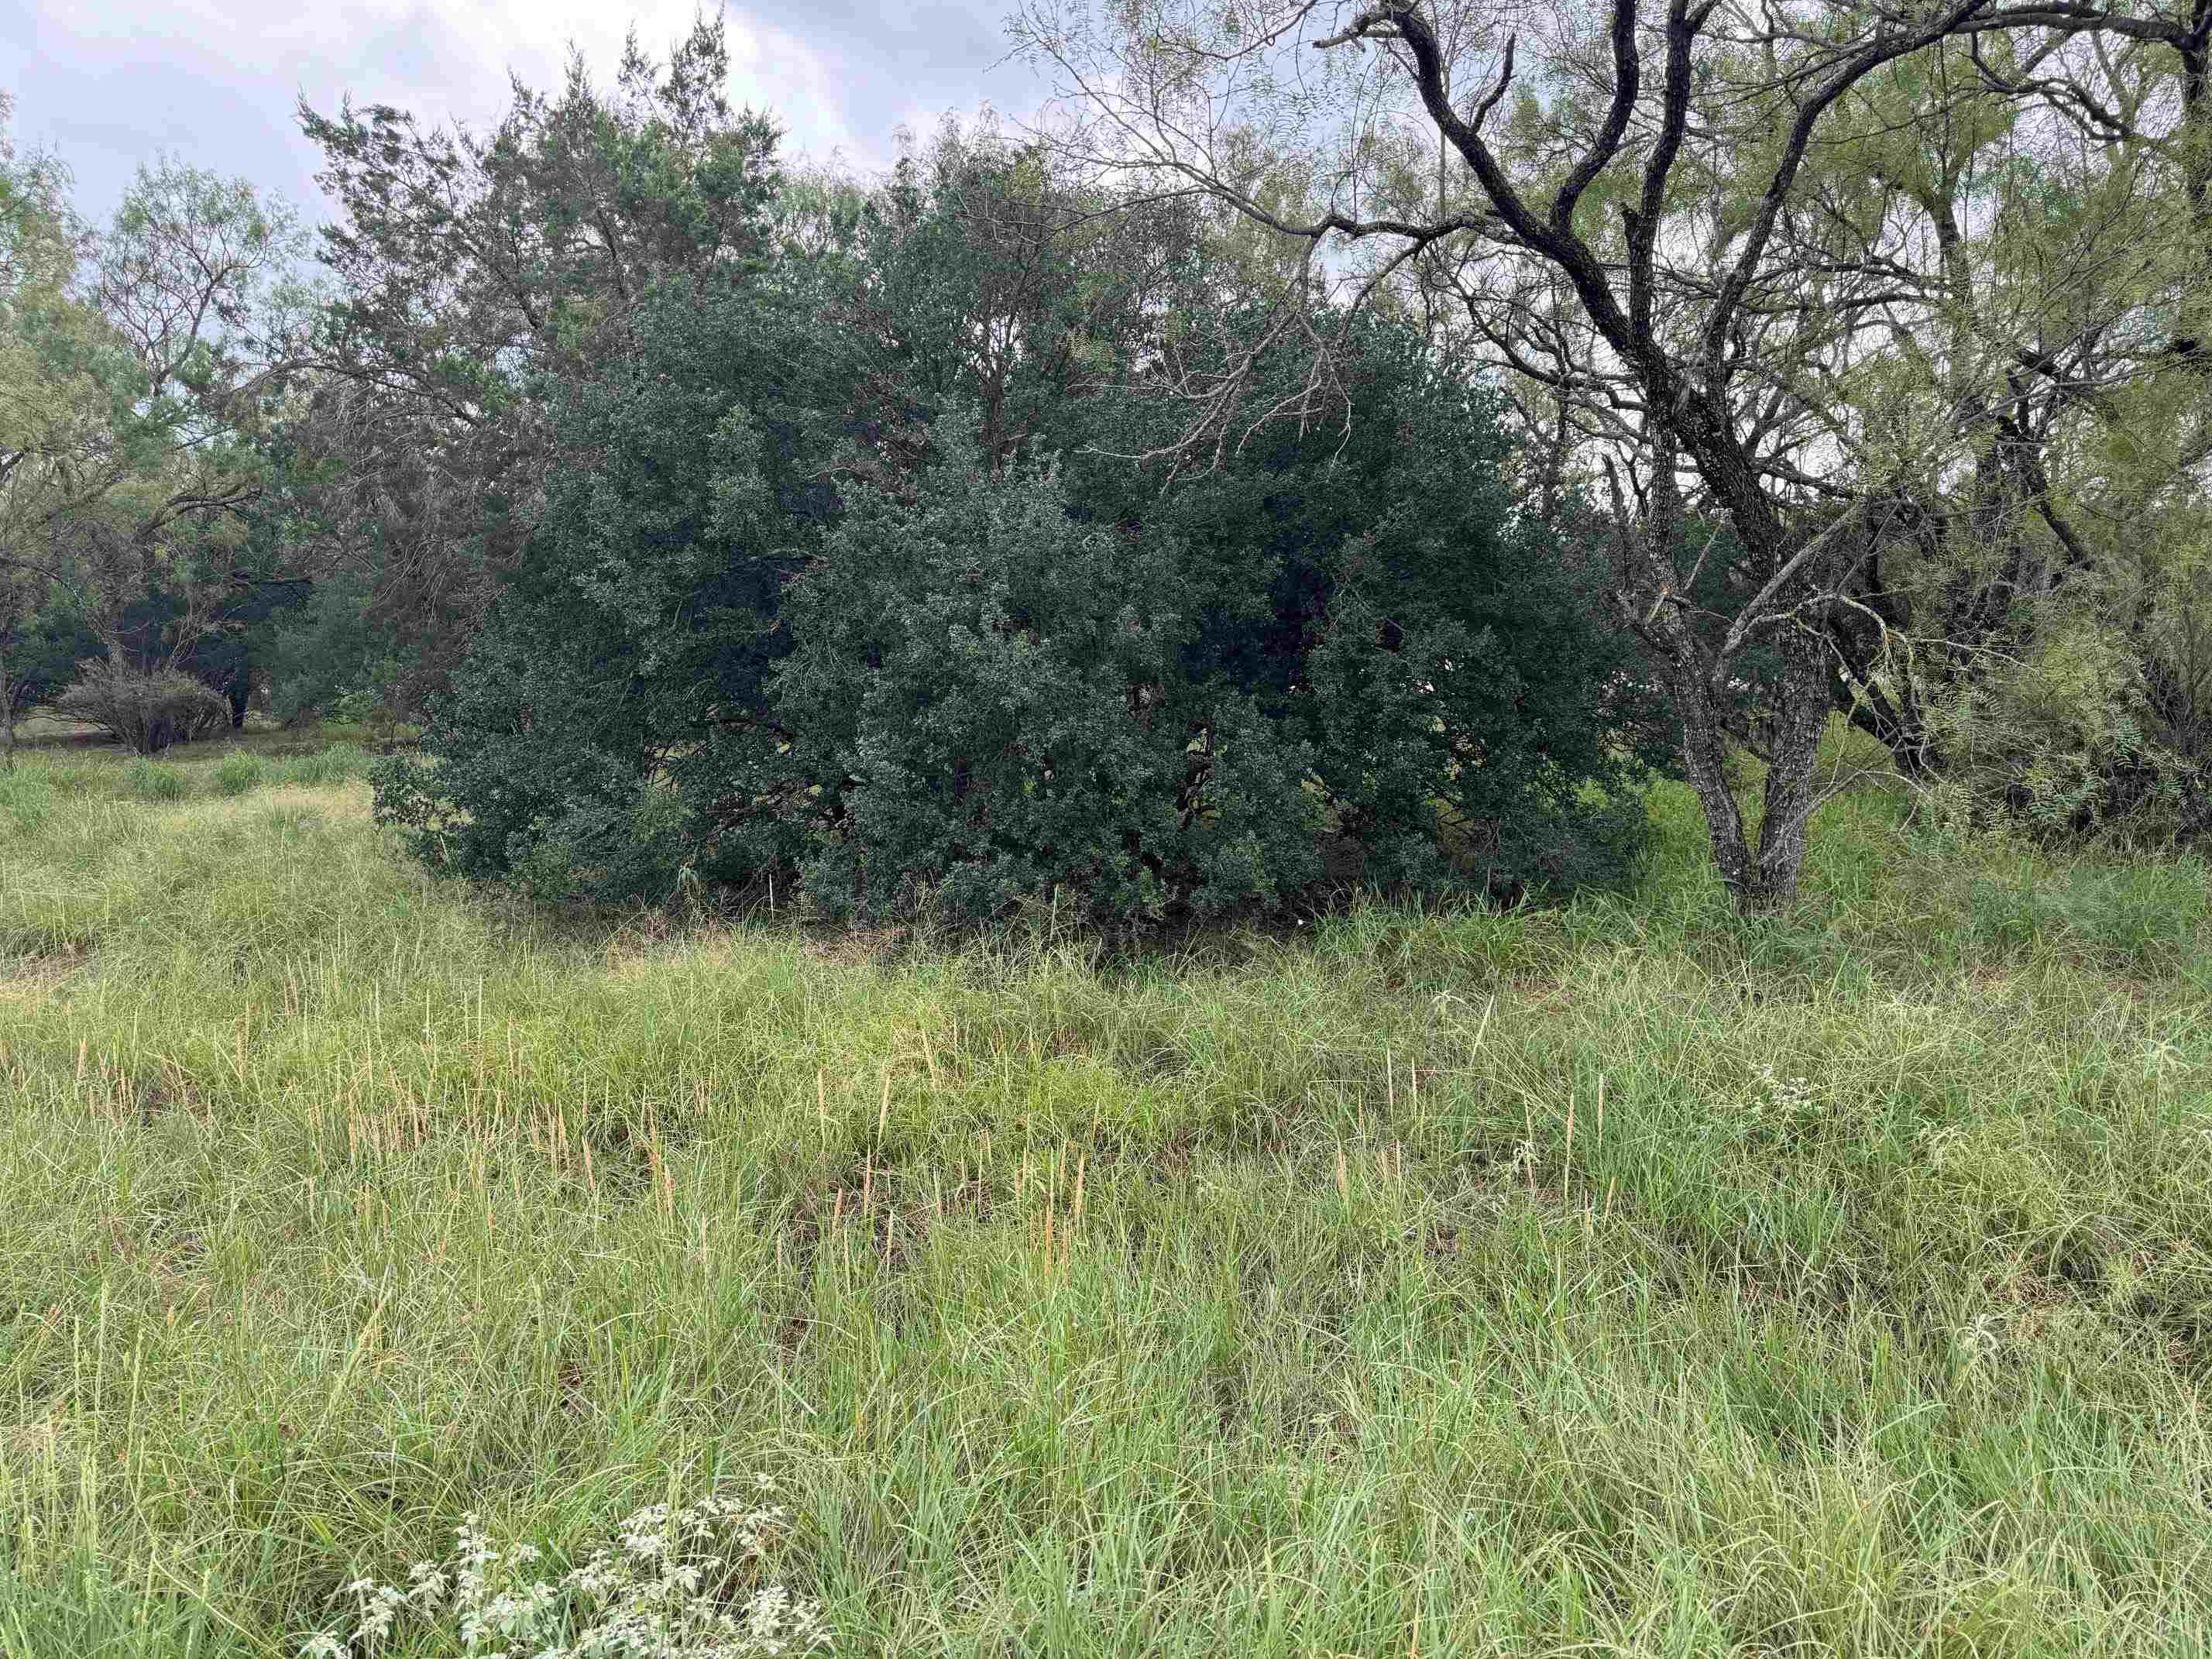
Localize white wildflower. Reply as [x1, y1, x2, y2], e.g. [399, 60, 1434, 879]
[1749, 1063, 1817, 1121]
[409, 1561, 453, 1607]
[296, 1476, 826, 1657]
[350, 1580, 409, 1647]
[1960, 1309, 2006, 1362]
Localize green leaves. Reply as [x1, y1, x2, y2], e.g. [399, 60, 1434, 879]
[770, 418, 1328, 926]
[1, 102, 316, 757]
[380, 225, 1648, 926]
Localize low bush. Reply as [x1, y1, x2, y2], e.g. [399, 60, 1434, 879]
[53, 662, 231, 755]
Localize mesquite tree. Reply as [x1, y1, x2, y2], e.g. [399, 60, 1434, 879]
[1013, 0, 2212, 906]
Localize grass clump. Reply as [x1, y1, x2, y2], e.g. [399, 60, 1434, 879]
[1960, 859, 2210, 973]
[211, 751, 268, 797]
[0, 769, 55, 831]
[0, 1557, 234, 1659]
[118, 757, 191, 802]
[0, 723, 2207, 1655]
[270, 741, 373, 787]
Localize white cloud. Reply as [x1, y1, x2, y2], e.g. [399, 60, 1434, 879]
[2, 0, 1047, 222]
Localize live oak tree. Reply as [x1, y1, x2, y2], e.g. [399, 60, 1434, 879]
[1012, 0, 2212, 906]
[379, 133, 1649, 924]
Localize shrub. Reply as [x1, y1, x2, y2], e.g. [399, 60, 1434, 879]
[262, 568, 412, 727]
[53, 661, 231, 755]
[376, 264, 1649, 926]
[1898, 573, 2212, 850]
[771, 431, 1328, 925]
[373, 271, 855, 907]
[2, 604, 100, 725]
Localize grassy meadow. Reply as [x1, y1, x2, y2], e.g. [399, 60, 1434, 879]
[2, 726, 2210, 1655]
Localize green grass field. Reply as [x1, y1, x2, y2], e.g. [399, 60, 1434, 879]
[2, 729, 2209, 1656]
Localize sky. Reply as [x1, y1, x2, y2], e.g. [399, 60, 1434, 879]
[1, 1, 1054, 225]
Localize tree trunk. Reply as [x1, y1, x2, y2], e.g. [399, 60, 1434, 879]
[1743, 629, 1835, 911]
[1668, 654, 1762, 898]
[1630, 447, 1831, 915]
[1661, 623, 1830, 915]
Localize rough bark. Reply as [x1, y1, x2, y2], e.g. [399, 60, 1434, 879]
[0, 641, 15, 772]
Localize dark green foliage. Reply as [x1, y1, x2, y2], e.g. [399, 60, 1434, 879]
[1115, 315, 1653, 903]
[2, 602, 95, 720]
[769, 425, 1325, 924]
[376, 149, 1651, 929]
[373, 268, 857, 905]
[854, 122, 1197, 469]
[14, 569, 307, 735]
[259, 570, 400, 725]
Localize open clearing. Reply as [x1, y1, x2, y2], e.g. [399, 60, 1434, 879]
[2, 737, 2210, 1655]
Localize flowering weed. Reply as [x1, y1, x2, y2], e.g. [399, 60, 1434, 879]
[298, 1484, 829, 1658]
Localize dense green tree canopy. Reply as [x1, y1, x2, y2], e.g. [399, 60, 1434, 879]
[375, 132, 1651, 926]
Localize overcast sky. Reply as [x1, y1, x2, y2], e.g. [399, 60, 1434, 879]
[2, 1, 1052, 225]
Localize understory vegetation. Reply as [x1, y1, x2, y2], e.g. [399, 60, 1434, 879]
[2, 728, 2209, 1654]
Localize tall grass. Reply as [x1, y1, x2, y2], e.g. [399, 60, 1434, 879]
[0, 733, 2207, 1656]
